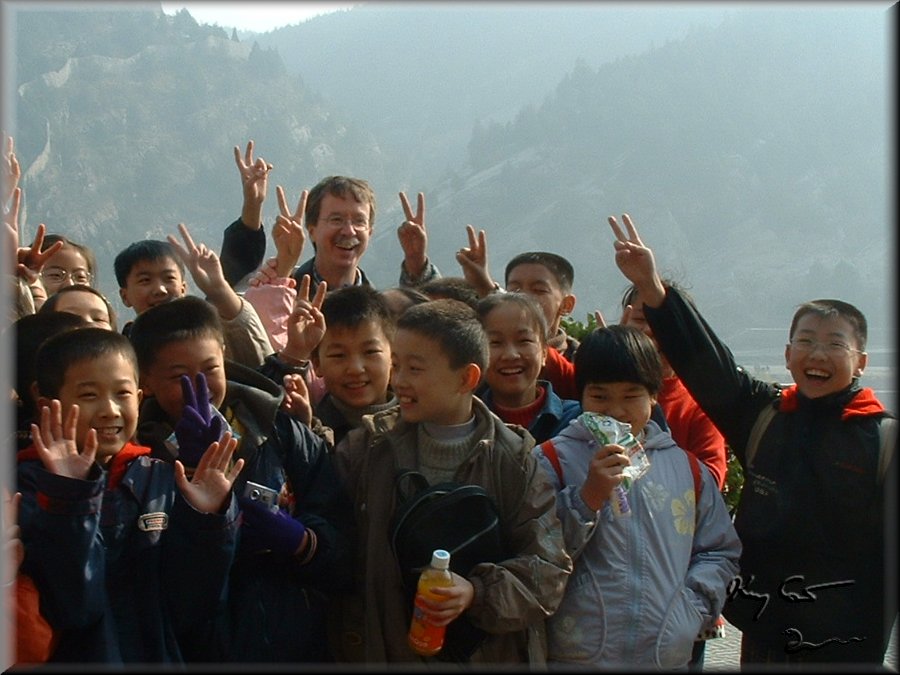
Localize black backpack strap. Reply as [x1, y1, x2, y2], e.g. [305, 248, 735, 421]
[745, 402, 778, 469]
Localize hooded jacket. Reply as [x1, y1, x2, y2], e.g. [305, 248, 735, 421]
[536, 418, 740, 669]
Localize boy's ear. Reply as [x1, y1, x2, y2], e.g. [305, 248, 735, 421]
[119, 287, 133, 308]
[460, 363, 482, 393]
[558, 293, 576, 318]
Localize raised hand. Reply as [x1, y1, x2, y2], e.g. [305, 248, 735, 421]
[30, 400, 97, 481]
[168, 223, 225, 295]
[6, 188, 63, 281]
[234, 140, 273, 230]
[168, 223, 243, 320]
[397, 191, 428, 279]
[607, 214, 664, 306]
[3, 134, 21, 205]
[455, 224, 495, 297]
[175, 431, 244, 514]
[280, 372, 312, 426]
[273, 186, 307, 277]
[173, 373, 224, 468]
[282, 273, 327, 363]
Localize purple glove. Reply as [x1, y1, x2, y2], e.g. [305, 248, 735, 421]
[173, 373, 224, 467]
[238, 495, 306, 556]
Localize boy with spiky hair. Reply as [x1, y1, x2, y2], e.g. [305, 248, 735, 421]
[609, 212, 896, 667]
[335, 298, 571, 664]
[16, 327, 242, 664]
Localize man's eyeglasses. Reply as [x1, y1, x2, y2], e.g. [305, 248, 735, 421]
[319, 215, 369, 231]
[41, 267, 93, 285]
[789, 337, 860, 356]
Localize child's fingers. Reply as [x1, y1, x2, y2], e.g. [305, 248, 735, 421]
[82, 428, 98, 464]
[226, 457, 245, 485]
[311, 280, 327, 309]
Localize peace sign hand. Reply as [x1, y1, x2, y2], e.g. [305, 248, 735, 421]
[397, 191, 428, 278]
[455, 224, 495, 297]
[607, 213, 666, 308]
[273, 186, 307, 277]
[234, 141, 273, 207]
[282, 274, 327, 363]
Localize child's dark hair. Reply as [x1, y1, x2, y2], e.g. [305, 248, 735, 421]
[396, 299, 489, 371]
[574, 325, 663, 399]
[15, 312, 90, 415]
[789, 299, 868, 351]
[420, 276, 480, 309]
[379, 286, 430, 321]
[38, 284, 118, 331]
[35, 327, 138, 399]
[504, 252, 574, 293]
[129, 296, 223, 372]
[305, 176, 376, 244]
[113, 240, 184, 288]
[41, 234, 98, 284]
[319, 285, 395, 350]
[475, 292, 549, 345]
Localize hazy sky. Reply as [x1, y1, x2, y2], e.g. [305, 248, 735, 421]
[161, 1, 359, 32]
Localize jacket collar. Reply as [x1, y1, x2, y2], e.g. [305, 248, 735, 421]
[777, 383, 885, 420]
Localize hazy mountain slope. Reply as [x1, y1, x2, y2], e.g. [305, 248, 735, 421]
[255, 3, 733, 184]
[7, 3, 892, 350]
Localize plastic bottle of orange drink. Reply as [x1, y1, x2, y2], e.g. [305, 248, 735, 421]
[407, 549, 452, 656]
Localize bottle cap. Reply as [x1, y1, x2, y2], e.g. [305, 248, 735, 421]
[431, 549, 451, 569]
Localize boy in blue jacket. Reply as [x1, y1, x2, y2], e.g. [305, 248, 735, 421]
[129, 295, 354, 663]
[16, 327, 243, 664]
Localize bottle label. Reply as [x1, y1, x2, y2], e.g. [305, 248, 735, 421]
[408, 594, 445, 655]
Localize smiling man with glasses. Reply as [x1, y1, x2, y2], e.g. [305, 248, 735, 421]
[220, 142, 440, 293]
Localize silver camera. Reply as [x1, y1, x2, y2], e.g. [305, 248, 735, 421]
[243, 481, 280, 513]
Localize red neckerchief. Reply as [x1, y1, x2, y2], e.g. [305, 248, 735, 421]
[16, 442, 152, 490]
[777, 384, 886, 420]
[105, 443, 152, 489]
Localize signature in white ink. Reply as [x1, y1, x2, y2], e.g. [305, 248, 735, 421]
[783, 628, 866, 653]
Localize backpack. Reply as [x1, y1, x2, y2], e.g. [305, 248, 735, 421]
[389, 469, 507, 662]
[745, 403, 896, 483]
